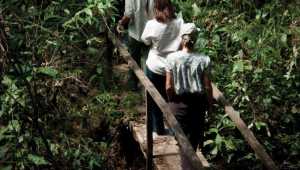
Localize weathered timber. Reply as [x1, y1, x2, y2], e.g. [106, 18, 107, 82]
[211, 83, 278, 170]
[108, 32, 208, 170]
[103, 33, 113, 88]
[130, 121, 210, 170]
[109, 31, 278, 170]
[0, 14, 8, 75]
[146, 98, 153, 170]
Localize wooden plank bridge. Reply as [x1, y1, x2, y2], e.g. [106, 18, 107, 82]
[129, 120, 209, 169]
[107, 32, 278, 170]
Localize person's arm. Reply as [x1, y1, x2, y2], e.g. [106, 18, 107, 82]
[141, 21, 154, 45]
[203, 72, 213, 114]
[166, 71, 175, 102]
[117, 0, 133, 33]
[119, 16, 131, 27]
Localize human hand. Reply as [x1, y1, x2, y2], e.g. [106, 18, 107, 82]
[166, 88, 175, 102]
[116, 21, 125, 34]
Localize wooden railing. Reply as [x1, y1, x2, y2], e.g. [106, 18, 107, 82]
[211, 84, 278, 170]
[108, 32, 278, 170]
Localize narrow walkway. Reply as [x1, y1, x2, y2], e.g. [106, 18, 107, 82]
[114, 63, 209, 169]
[129, 118, 209, 170]
[110, 32, 278, 170]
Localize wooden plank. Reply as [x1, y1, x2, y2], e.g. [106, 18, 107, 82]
[196, 148, 209, 168]
[211, 83, 278, 170]
[129, 122, 210, 170]
[103, 33, 113, 88]
[109, 32, 208, 170]
[109, 32, 277, 170]
[146, 97, 153, 170]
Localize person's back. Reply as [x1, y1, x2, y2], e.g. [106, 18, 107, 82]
[165, 23, 213, 150]
[118, 0, 154, 91]
[142, 17, 183, 75]
[124, 0, 154, 41]
[140, 0, 180, 135]
[166, 51, 210, 95]
[142, 18, 182, 53]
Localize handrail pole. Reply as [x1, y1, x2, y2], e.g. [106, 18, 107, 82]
[103, 32, 113, 88]
[146, 95, 153, 170]
[108, 32, 207, 170]
[109, 31, 278, 170]
[212, 83, 278, 170]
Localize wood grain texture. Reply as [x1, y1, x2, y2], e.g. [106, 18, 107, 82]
[109, 32, 208, 169]
[212, 83, 278, 170]
[130, 121, 210, 170]
[109, 32, 277, 170]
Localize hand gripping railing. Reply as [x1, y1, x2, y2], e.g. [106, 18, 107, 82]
[108, 32, 207, 169]
[107, 32, 278, 170]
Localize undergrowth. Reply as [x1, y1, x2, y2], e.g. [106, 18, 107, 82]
[173, 0, 299, 169]
[0, 0, 299, 169]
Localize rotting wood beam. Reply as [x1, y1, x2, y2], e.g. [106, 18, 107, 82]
[211, 83, 278, 170]
[108, 32, 208, 170]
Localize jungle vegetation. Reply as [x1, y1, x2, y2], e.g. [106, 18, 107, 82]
[0, 0, 299, 169]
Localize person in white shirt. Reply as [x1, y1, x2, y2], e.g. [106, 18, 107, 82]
[165, 23, 213, 150]
[117, 0, 154, 91]
[141, 0, 183, 135]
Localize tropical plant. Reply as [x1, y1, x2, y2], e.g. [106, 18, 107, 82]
[173, 0, 299, 169]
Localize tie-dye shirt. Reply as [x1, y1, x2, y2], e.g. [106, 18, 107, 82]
[165, 51, 211, 95]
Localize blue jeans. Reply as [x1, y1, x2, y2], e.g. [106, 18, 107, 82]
[145, 67, 167, 134]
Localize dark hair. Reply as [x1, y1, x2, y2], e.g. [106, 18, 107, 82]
[154, 0, 176, 23]
[181, 34, 197, 50]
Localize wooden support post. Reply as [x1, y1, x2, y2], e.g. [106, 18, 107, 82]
[109, 31, 278, 170]
[103, 32, 113, 89]
[211, 83, 278, 170]
[146, 94, 153, 170]
[0, 14, 8, 75]
[108, 32, 207, 170]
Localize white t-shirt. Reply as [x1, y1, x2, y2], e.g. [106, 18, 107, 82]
[165, 51, 211, 95]
[124, 0, 154, 41]
[141, 18, 183, 75]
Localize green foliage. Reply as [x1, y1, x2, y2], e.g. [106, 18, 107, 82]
[1, 0, 299, 169]
[0, 0, 120, 169]
[63, 0, 116, 29]
[173, 0, 300, 168]
[36, 67, 59, 78]
[27, 154, 49, 166]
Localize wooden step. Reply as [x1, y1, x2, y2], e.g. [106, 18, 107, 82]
[129, 121, 209, 170]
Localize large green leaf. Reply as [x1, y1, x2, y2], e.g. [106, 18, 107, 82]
[84, 8, 93, 17]
[36, 67, 59, 78]
[27, 154, 49, 166]
[0, 165, 12, 170]
[232, 60, 244, 73]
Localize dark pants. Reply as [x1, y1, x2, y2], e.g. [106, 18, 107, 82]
[128, 37, 147, 90]
[145, 67, 166, 134]
[169, 93, 207, 150]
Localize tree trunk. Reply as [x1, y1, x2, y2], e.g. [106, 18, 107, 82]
[0, 14, 8, 76]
